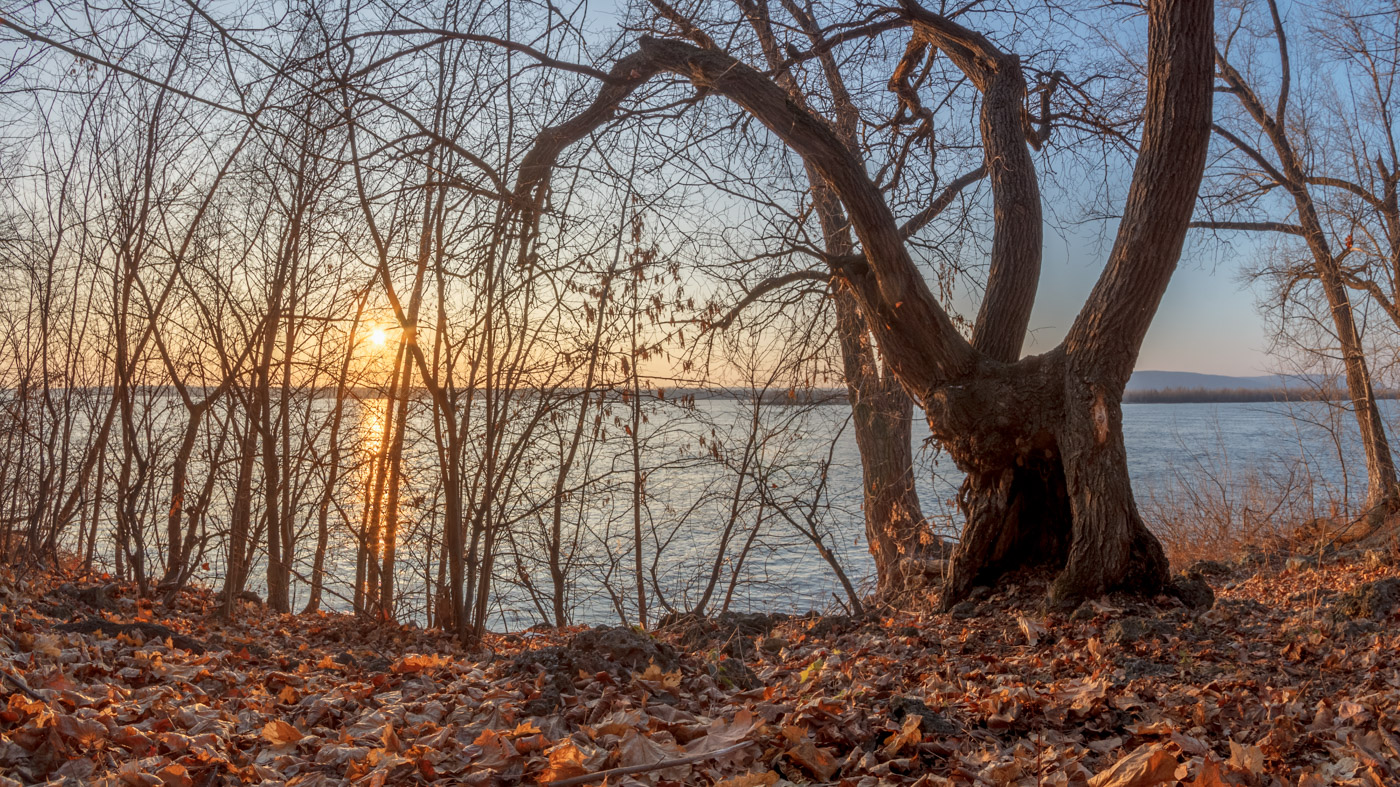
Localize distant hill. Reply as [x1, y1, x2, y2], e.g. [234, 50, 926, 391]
[1119, 370, 1382, 404]
[1125, 371, 1299, 392]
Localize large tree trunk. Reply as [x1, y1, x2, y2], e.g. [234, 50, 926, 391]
[927, 353, 1170, 608]
[837, 294, 935, 596]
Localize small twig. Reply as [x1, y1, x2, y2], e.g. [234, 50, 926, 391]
[832, 592, 851, 615]
[542, 741, 750, 786]
[0, 665, 44, 702]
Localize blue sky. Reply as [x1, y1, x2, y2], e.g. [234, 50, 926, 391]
[1023, 227, 1271, 376]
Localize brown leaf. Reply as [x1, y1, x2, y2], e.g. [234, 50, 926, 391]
[618, 728, 689, 780]
[539, 740, 590, 782]
[687, 709, 759, 758]
[1227, 741, 1265, 777]
[1017, 615, 1046, 646]
[1088, 743, 1178, 787]
[470, 728, 519, 771]
[55, 714, 107, 747]
[155, 762, 193, 787]
[784, 739, 839, 781]
[1185, 755, 1231, 787]
[882, 713, 923, 756]
[261, 719, 303, 746]
[714, 772, 779, 787]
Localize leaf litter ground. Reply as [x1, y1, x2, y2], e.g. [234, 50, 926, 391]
[2, 548, 1399, 786]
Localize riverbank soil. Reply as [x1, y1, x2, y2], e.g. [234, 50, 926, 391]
[2, 547, 1399, 785]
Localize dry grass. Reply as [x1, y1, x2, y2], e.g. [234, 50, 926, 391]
[1142, 453, 1344, 568]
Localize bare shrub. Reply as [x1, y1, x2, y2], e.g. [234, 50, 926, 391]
[1143, 447, 1340, 567]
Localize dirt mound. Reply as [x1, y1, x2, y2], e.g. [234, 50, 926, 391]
[1332, 577, 1400, 620]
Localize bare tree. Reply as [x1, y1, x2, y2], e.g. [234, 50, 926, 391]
[1198, 0, 1400, 535]
[516, 0, 1215, 607]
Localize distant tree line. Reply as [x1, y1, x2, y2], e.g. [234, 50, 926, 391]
[1125, 387, 1400, 404]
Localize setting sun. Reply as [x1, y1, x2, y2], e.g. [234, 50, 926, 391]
[369, 327, 387, 347]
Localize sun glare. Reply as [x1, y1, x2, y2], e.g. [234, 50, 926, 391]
[369, 327, 387, 347]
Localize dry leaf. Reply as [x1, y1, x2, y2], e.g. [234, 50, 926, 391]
[261, 719, 303, 745]
[714, 771, 779, 787]
[637, 662, 682, 691]
[392, 653, 448, 673]
[155, 762, 193, 787]
[1227, 741, 1265, 776]
[1088, 743, 1178, 787]
[784, 739, 839, 781]
[1017, 615, 1047, 646]
[539, 740, 591, 782]
[1185, 755, 1230, 787]
[882, 713, 923, 756]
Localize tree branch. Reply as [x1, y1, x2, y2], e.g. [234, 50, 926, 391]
[1306, 175, 1386, 210]
[706, 269, 830, 330]
[899, 165, 987, 238]
[1189, 220, 1303, 235]
[903, 1, 1041, 363]
[514, 35, 980, 392]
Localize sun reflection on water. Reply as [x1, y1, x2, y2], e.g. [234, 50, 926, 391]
[358, 397, 390, 551]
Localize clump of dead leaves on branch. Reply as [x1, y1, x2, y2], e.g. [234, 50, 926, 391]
[2, 545, 1399, 786]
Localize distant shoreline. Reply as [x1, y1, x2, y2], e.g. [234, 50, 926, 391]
[1123, 387, 1400, 404]
[7, 384, 1390, 406]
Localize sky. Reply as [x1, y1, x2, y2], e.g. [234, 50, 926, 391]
[1023, 227, 1272, 376]
[579, 0, 1283, 379]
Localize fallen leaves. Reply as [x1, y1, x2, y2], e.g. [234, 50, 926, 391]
[2, 551, 1400, 785]
[783, 738, 839, 780]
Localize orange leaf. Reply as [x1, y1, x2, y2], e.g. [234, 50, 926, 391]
[1088, 743, 1178, 787]
[156, 762, 193, 787]
[1186, 755, 1231, 787]
[392, 653, 449, 673]
[261, 719, 303, 746]
[882, 713, 923, 756]
[539, 741, 590, 783]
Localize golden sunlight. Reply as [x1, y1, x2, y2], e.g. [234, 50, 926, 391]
[369, 327, 388, 347]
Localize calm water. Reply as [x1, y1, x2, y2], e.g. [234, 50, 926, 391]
[366, 398, 1382, 628]
[674, 399, 1376, 623]
[83, 395, 1385, 628]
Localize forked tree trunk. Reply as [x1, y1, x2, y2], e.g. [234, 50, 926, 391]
[926, 353, 1168, 607]
[516, 0, 1213, 609]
